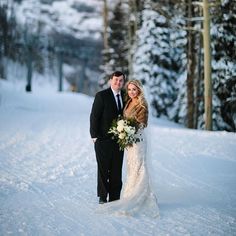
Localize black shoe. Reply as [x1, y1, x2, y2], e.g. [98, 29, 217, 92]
[99, 197, 107, 204]
[109, 196, 120, 202]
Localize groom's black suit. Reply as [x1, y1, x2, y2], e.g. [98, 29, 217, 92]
[90, 87, 125, 202]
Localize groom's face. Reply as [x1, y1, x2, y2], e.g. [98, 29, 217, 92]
[110, 75, 124, 92]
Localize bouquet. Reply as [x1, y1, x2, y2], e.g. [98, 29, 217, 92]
[108, 116, 142, 150]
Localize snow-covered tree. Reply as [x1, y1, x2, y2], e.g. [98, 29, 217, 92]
[167, 2, 188, 125]
[211, 0, 236, 131]
[101, 1, 129, 86]
[0, 2, 18, 79]
[133, 2, 186, 118]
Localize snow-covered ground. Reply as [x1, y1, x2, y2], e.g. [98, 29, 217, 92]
[0, 80, 236, 236]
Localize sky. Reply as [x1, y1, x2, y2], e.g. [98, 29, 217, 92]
[0, 79, 236, 235]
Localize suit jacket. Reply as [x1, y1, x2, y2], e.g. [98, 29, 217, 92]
[90, 88, 125, 140]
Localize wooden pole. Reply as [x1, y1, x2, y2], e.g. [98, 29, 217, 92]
[202, 0, 212, 130]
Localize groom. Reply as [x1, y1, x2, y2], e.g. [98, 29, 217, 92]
[90, 71, 125, 204]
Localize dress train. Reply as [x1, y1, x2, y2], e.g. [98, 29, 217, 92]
[96, 131, 159, 218]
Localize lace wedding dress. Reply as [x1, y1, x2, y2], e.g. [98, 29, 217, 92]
[97, 130, 159, 218]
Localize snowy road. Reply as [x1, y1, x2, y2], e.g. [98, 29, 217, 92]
[0, 81, 236, 235]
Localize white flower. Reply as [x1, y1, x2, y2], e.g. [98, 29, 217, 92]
[119, 132, 126, 139]
[127, 127, 135, 135]
[124, 125, 131, 133]
[117, 119, 125, 132]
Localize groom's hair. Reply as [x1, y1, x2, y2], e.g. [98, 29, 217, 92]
[110, 71, 126, 81]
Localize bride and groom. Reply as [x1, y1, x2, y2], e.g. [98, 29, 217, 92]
[90, 71, 159, 217]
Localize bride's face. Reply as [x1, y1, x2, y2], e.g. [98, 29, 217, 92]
[127, 83, 139, 99]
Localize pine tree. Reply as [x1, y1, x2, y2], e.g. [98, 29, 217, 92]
[133, 4, 181, 118]
[0, 2, 18, 79]
[167, 2, 188, 124]
[101, 1, 129, 86]
[211, 0, 236, 131]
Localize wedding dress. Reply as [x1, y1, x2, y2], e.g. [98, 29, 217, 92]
[96, 129, 159, 218]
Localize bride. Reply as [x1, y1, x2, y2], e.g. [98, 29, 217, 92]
[97, 80, 159, 218]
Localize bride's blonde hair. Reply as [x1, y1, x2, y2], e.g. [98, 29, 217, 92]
[125, 80, 148, 110]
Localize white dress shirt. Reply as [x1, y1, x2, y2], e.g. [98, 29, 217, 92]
[111, 88, 123, 110]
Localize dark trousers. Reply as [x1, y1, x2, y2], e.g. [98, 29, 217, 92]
[94, 139, 124, 202]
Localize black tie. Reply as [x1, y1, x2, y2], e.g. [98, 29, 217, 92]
[116, 94, 122, 114]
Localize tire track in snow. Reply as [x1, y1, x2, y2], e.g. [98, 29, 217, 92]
[0, 164, 89, 234]
[155, 140, 233, 197]
[0, 114, 93, 234]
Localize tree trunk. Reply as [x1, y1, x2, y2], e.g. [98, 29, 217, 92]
[0, 51, 5, 79]
[128, 0, 138, 79]
[58, 52, 63, 92]
[194, 31, 202, 128]
[26, 46, 32, 92]
[194, 5, 203, 129]
[103, 0, 108, 50]
[186, 0, 196, 128]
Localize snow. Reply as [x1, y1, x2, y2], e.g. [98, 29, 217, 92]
[9, 0, 103, 40]
[0, 80, 236, 235]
